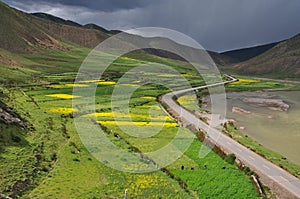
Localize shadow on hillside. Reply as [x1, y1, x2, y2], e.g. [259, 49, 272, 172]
[0, 122, 29, 155]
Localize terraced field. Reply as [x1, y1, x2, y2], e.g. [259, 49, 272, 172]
[0, 54, 260, 198]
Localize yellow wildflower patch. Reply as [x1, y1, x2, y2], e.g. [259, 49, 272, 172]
[50, 84, 88, 88]
[45, 94, 80, 99]
[79, 79, 104, 83]
[84, 112, 172, 121]
[177, 95, 198, 110]
[181, 73, 193, 77]
[177, 95, 197, 106]
[49, 107, 78, 114]
[231, 78, 260, 85]
[97, 81, 116, 85]
[141, 96, 156, 100]
[84, 112, 114, 117]
[122, 57, 137, 61]
[135, 105, 161, 110]
[49, 84, 66, 89]
[98, 120, 178, 127]
[67, 84, 88, 87]
[135, 175, 158, 186]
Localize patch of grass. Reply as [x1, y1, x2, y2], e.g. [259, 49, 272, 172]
[177, 95, 199, 110]
[230, 78, 260, 85]
[0, 64, 39, 85]
[169, 140, 260, 199]
[226, 76, 300, 91]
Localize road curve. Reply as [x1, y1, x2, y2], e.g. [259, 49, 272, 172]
[161, 75, 300, 198]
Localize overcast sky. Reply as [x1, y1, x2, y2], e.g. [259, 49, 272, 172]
[3, 0, 300, 52]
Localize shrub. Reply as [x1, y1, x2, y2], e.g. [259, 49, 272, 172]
[225, 154, 236, 164]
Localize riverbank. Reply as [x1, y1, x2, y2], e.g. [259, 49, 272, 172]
[225, 91, 300, 166]
[196, 78, 300, 179]
[162, 76, 300, 198]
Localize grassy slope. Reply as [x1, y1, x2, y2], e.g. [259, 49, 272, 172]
[31, 15, 110, 49]
[0, 2, 66, 54]
[229, 34, 300, 79]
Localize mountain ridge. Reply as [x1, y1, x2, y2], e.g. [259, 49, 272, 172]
[0, 2, 236, 68]
[0, 1, 67, 53]
[231, 33, 300, 78]
[222, 42, 280, 62]
[2, 1, 300, 79]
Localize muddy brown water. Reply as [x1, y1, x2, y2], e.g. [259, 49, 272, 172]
[225, 91, 300, 165]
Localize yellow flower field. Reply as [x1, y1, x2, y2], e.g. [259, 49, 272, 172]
[50, 84, 88, 88]
[98, 120, 178, 127]
[177, 95, 198, 110]
[84, 112, 113, 117]
[98, 81, 116, 85]
[135, 105, 161, 110]
[79, 79, 104, 83]
[141, 96, 156, 100]
[122, 57, 137, 62]
[231, 78, 260, 85]
[45, 94, 81, 99]
[84, 111, 173, 121]
[181, 73, 193, 77]
[177, 95, 197, 106]
[49, 107, 78, 114]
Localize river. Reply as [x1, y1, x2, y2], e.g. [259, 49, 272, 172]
[225, 91, 300, 165]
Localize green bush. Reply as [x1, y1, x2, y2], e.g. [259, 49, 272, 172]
[225, 154, 236, 165]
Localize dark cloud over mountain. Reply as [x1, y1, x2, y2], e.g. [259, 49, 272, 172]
[4, 0, 153, 11]
[3, 0, 300, 52]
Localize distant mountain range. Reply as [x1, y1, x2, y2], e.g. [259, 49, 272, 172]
[0, 1, 299, 78]
[0, 1, 236, 68]
[221, 42, 280, 62]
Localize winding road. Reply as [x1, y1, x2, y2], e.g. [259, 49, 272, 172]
[161, 75, 300, 198]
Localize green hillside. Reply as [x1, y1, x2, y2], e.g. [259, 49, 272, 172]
[230, 33, 300, 79]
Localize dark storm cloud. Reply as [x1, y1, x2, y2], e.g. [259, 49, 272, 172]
[4, 0, 300, 52]
[4, 0, 152, 12]
[44, 0, 152, 11]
